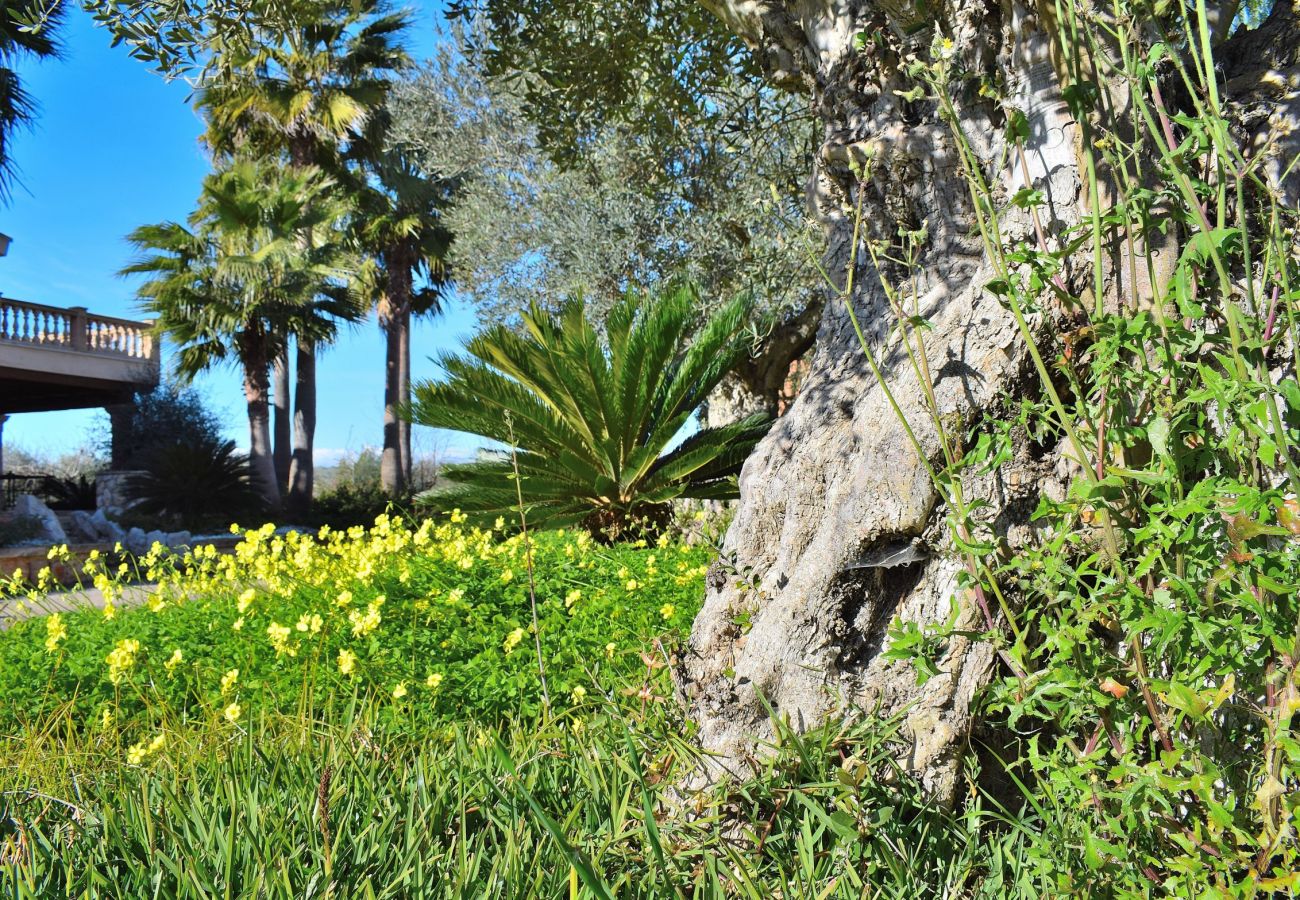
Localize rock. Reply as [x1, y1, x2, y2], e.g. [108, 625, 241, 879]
[13, 494, 66, 544]
[124, 527, 148, 556]
[68, 510, 100, 542]
[165, 531, 191, 549]
[143, 530, 167, 551]
[88, 509, 125, 542]
[95, 471, 146, 512]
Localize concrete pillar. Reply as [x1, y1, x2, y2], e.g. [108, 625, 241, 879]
[105, 404, 134, 469]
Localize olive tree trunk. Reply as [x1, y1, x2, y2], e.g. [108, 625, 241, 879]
[683, 0, 1300, 801]
[683, 7, 1072, 800]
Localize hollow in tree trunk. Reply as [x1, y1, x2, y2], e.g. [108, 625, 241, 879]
[287, 339, 317, 519]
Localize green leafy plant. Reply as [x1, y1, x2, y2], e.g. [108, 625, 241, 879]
[842, 12, 1300, 894]
[410, 287, 772, 539]
[126, 436, 265, 531]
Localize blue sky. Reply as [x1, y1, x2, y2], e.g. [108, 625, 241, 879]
[2, 2, 485, 465]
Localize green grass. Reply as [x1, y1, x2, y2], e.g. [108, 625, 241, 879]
[1, 698, 1047, 898]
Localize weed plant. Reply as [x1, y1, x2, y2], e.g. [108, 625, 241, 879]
[843, 4, 1300, 893]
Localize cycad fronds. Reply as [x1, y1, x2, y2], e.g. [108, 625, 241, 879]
[411, 287, 771, 539]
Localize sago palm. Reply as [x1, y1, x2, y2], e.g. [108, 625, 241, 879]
[410, 287, 772, 539]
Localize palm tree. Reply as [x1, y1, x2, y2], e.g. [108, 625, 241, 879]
[124, 160, 360, 507]
[0, 1, 62, 203]
[199, 0, 411, 512]
[355, 144, 454, 497]
[409, 287, 772, 540]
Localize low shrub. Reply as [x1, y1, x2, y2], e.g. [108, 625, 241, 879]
[308, 481, 406, 530]
[0, 514, 42, 548]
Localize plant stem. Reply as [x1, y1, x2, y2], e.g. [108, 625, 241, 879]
[505, 412, 550, 710]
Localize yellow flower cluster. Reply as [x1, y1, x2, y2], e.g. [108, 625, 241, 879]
[126, 731, 167, 765]
[105, 638, 141, 684]
[44, 613, 67, 653]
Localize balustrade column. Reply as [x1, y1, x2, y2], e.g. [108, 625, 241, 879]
[68, 306, 88, 351]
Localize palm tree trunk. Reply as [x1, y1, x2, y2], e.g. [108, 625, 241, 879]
[239, 331, 280, 509]
[287, 338, 317, 518]
[380, 309, 406, 497]
[399, 303, 412, 488]
[381, 252, 412, 497]
[272, 345, 292, 492]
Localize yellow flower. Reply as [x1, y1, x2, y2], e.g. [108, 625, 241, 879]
[237, 588, 256, 613]
[349, 601, 382, 637]
[659, 603, 676, 620]
[570, 685, 587, 703]
[102, 601, 116, 620]
[503, 627, 525, 655]
[44, 614, 68, 653]
[126, 742, 146, 765]
[337, 648, 357, 676]
[100, 708, 114, 730]
[565, 589, 582, 609]
[392, 681, 408, 700]
[605, 642, 616, 659]
[147, 733, 166, 754]
[164, 648, 183, 672]
[232, 616, 244, 631]
[625, 579, 640, 592]
[425, 672, 444, 690]
[501, 568, 514, 583]
[494, 516, 505, 531]
[295, 613, 323, 634]
[220, 668, 239, 694]
[336, 589, 353, 607]
[447, 588, 465, 605]
[105, 638, 141, 684]
[267, 621, 295, 656]
[223, 702, 241, 722]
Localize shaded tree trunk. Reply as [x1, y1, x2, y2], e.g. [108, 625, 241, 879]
[287, 339, 316, 519]
[399, 306, 412, 488]
[238, 330, 280, 509]
[683, 0, 1300, 801]
[272, 345, 292, 492]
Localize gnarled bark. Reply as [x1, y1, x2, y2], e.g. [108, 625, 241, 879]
[683, 0, 1300, 801]
[682, 0, 1089, 801]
